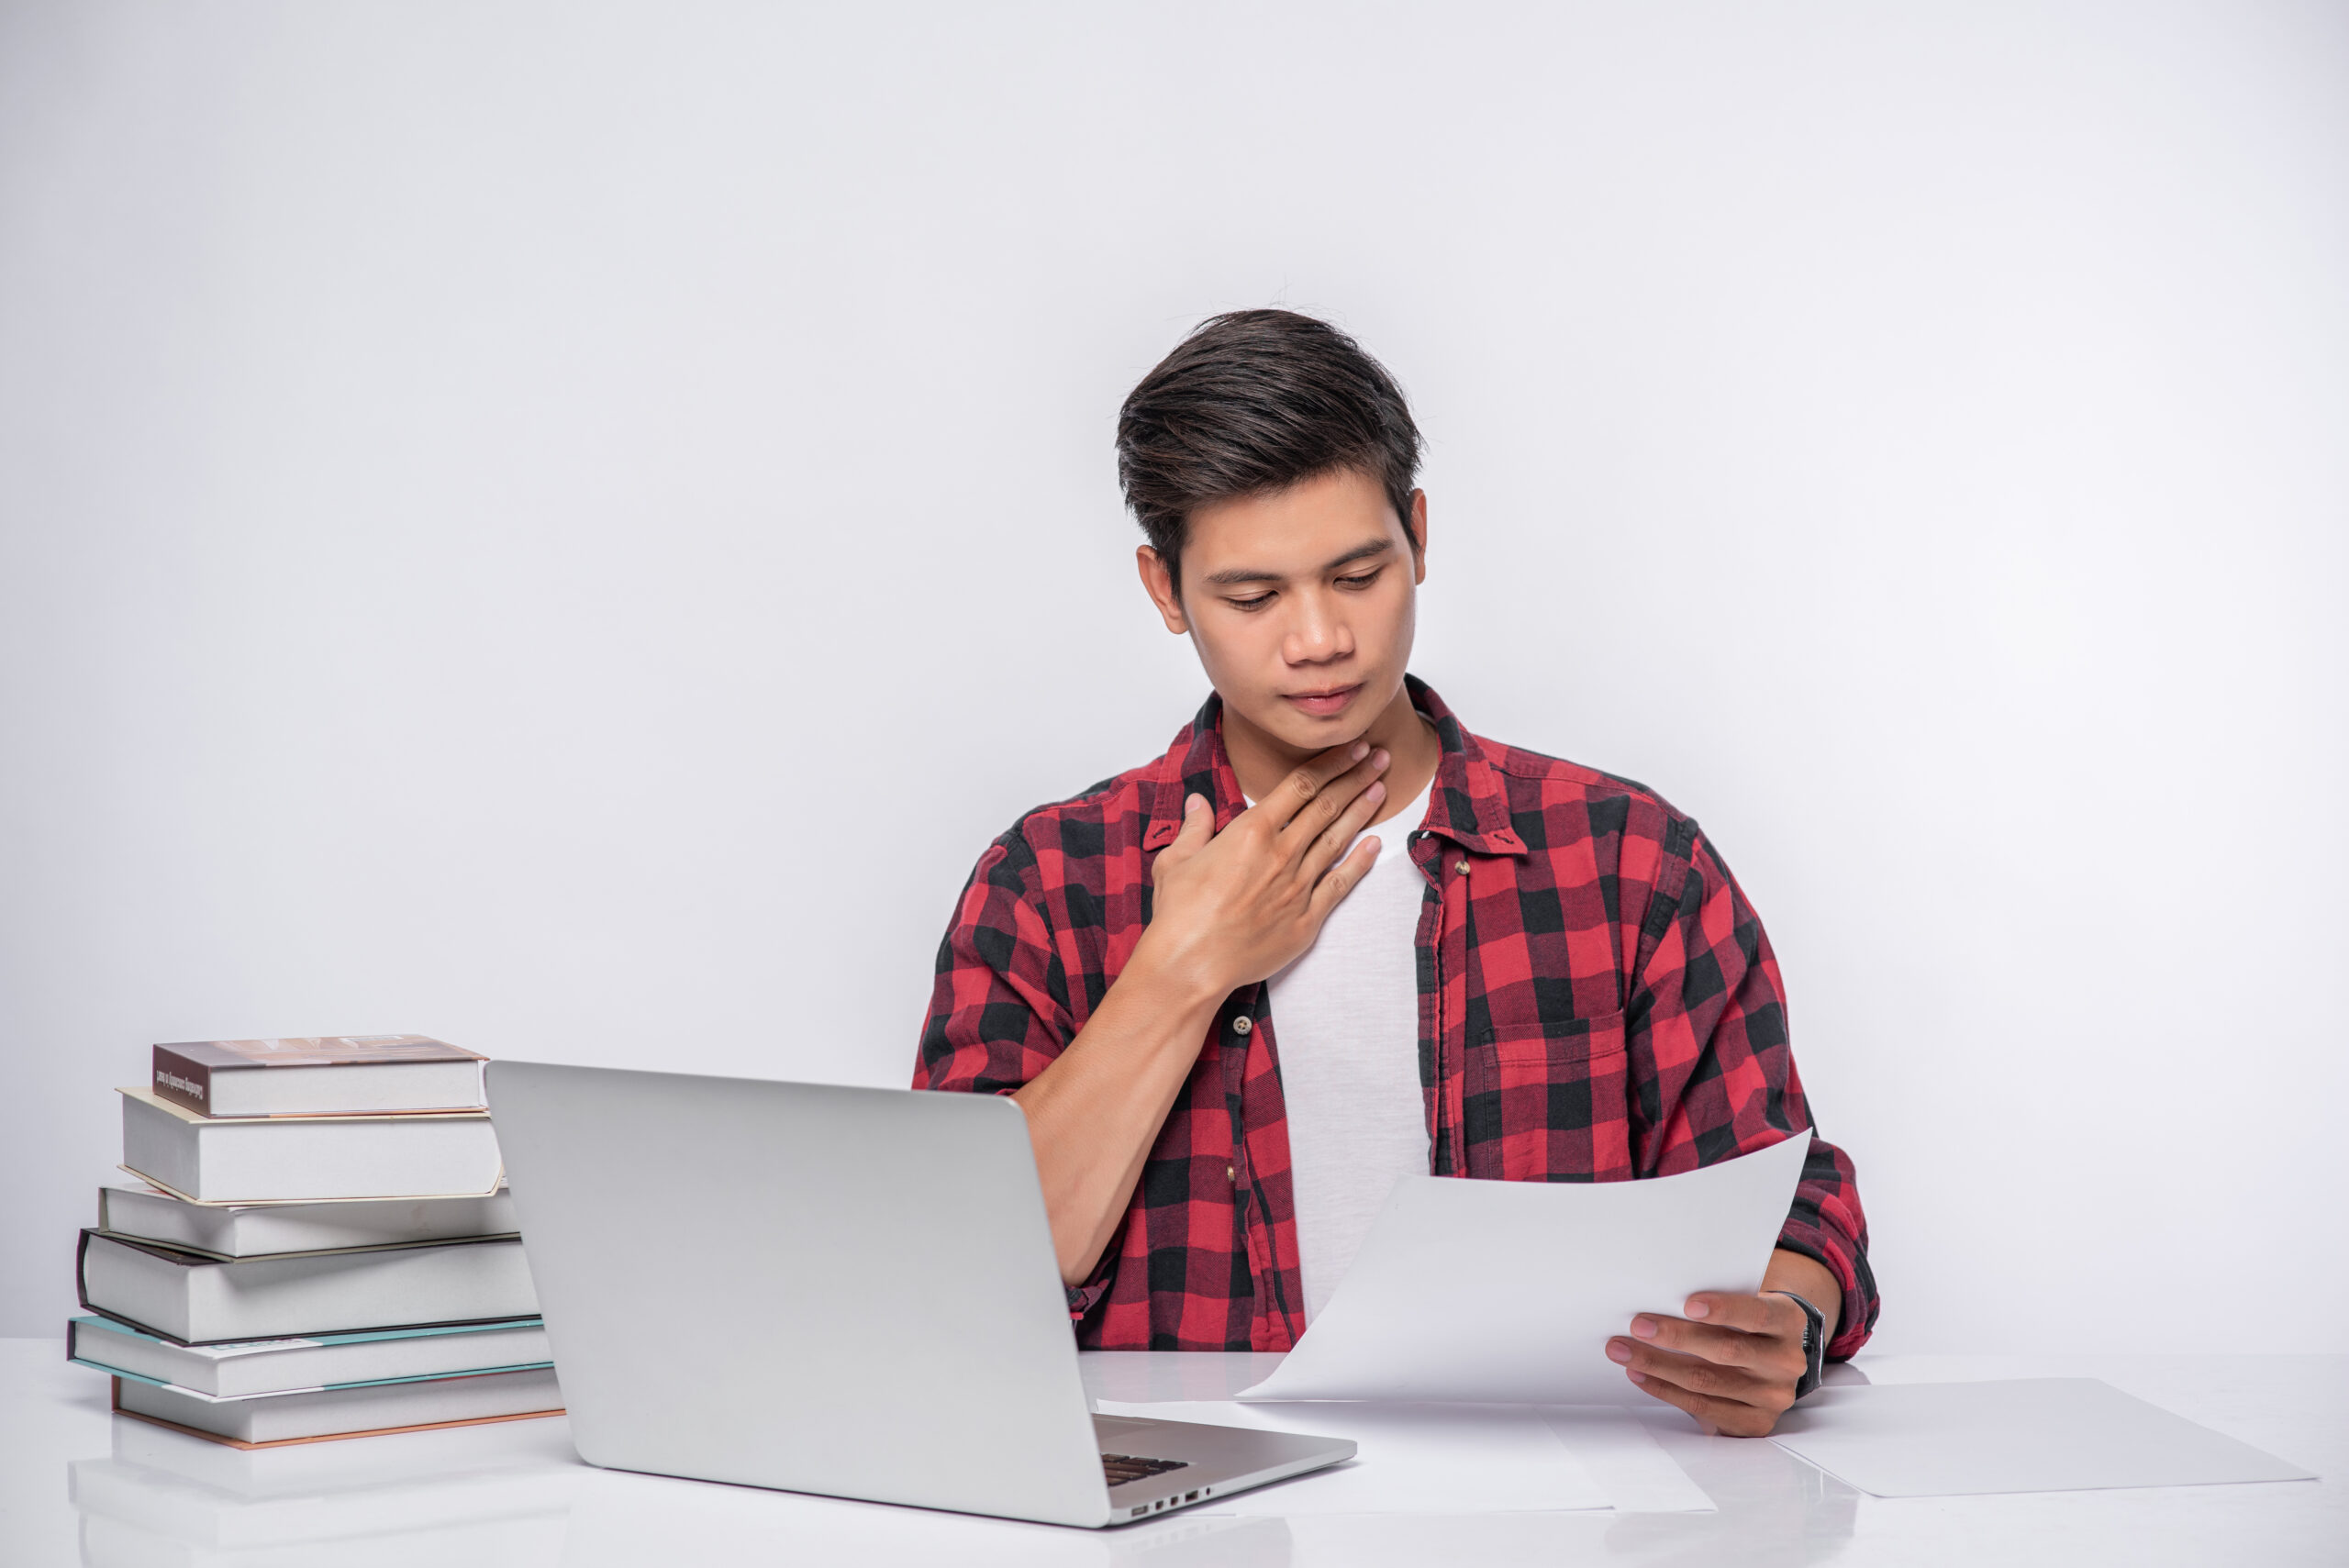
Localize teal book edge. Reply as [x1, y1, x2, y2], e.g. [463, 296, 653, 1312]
[70, 1314, 543, 1351]
[68, 1314, 555, 1398]
[71, 1352, 556, 1399]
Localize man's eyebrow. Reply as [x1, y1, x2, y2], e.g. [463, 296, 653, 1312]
[1200, 539, 1395, 587]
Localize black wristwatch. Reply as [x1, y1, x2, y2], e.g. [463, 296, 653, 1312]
[1771, 1290, 1827, 1400]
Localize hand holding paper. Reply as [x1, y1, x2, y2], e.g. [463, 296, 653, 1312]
[1240, 1132, 1814, 1406]
[1609, 1273, 1824, 1435]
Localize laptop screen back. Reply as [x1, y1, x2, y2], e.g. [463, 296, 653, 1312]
[486, 1062, 1108, 1526]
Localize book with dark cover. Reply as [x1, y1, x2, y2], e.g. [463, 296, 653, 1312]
[77, 1229, 540, 1345]
[151, 1037, 486, 1118]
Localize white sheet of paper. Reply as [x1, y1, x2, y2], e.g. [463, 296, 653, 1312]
[1094, 1399, 1609, 1514]
[1540, 1407, 1716, 1512]
[1239, 1132, 1813, 1404]
[1767, 1379, 2318, 1497]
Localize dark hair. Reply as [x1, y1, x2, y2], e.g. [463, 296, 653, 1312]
[1116, 309, 1421, 586]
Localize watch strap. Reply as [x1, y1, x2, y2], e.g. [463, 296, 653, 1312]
[1770, 1290, 1827, 1399]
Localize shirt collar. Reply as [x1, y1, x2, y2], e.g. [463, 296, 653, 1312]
[1141, 674, 1527, 857]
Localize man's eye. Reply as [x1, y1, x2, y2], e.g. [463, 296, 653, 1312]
[1337, 570, 1383, 590]
[1228, 594, 1275, 611]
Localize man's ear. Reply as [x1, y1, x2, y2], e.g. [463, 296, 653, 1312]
[1408, 490, 1429, 585]
[1137, 545, 1189, 634]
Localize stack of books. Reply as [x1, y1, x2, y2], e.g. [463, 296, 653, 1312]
[69, 1036, 563, 1449]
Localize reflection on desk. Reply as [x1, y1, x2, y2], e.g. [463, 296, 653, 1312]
[4, 1340, 2341, 1567]
[70, 1413, 582, 1564]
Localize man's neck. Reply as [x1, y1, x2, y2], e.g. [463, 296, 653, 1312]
[1222, 681, 1442, 828]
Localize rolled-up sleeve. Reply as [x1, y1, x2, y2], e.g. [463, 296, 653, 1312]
[1777, 1131, 1877, 1360]
[916, 832, 1071, 1095]
[1630, 826, 1880, 1359]
[915, 830, 1119, 1318]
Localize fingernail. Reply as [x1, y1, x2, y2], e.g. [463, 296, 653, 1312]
[1605, 1340, 1632, 1364]
[1365, 781, 1386, 803]
[1372, 749, 1390, 769]
[1631, 1316, 1658, 1340]
[1628, 1370, 1647, 1384]
[1351, 741, 1369, 760]
[1685, 1298, 1710, 1319]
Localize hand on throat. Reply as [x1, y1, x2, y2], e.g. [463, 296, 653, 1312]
[1222, 682, 1442, 829]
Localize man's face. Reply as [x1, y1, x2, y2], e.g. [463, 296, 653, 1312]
[1140, 465, 1426, 757]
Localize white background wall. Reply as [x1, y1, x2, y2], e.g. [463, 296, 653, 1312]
[2, 1, 2342, 1346]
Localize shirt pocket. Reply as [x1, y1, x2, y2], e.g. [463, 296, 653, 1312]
[1475, 1010, 1633, 1182]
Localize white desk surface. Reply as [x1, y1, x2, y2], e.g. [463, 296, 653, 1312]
[3, 1339, 2338, 1566]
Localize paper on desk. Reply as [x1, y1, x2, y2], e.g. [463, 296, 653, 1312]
[1767, 1379, 2318, 1497]
[1240, 1132, 1813, 1405]
[1094, 1399, 1609, 1514]
[1540, 1407, 1715, 1512]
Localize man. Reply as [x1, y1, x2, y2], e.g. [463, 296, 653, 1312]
[917, 310, 1876, 1437]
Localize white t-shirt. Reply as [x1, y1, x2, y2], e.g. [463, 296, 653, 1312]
[1254, 780, 1434, 1322]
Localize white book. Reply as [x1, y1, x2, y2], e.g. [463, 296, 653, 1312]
[80, 1231, 540, 1344]
[97, 1184, 517, 1259]
[111, 1365, 563, 1447]
[70, 1315, 551, 1398]
[118, 1087, 502, 1204]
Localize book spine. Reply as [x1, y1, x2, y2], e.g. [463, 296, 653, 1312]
[76, 1230, 197, 1345]
[151, 1047, 214, 1116]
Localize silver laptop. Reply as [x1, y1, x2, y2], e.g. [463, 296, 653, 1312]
[485, 1061, 1353, 1528]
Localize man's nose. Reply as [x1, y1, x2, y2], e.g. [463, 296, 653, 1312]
[1284, 594, 1354, 664]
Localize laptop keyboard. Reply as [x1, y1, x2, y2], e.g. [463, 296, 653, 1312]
[1101, 1452, 1190, 1488]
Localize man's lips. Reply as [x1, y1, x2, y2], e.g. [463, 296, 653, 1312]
[1283, 684, 1363, 717]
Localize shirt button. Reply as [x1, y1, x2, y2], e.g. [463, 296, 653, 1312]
[1458, 860, 1471, 875]
[1232, 1015, 1253, 1035]
[1226, 1163, 1237, 1184]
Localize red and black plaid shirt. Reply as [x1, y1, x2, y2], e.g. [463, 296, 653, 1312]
[917, 677, 1878, 1358]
